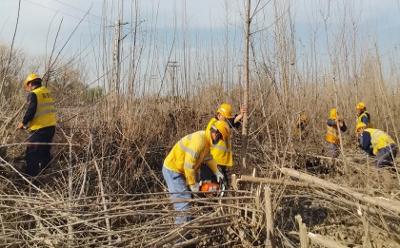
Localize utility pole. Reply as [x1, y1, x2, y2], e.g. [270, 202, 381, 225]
[112, 20, 128, 95]
[111, 0, 128, 96]
[167, 61, 179, 98]
[241, 0, 251, 170]
[108, 0, 128, 120]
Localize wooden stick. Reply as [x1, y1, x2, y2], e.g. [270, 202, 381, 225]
[231, 174, 238, 191]
[295, 215, 309, 248]
[237, 175, 314, 188]
[264, 186, 273, 247]
[308, 232, 348, 248]
[360, 210, 372, 248]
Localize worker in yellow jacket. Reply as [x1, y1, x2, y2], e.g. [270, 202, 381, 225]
[17, 73, 57, 176]
[356, 102, 371, 129]
[203, 103, 246, 186]
[356, 123, 397, 167]
[213, 103, 245, 129]
[162, 120, 228, 224]
[325, 108, 347, 158]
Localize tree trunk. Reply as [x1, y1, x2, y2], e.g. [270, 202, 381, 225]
[241, 0, 251, 169]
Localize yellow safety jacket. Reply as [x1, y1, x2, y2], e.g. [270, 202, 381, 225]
[206, 118, 233, 167]
[325, 124, 339, 144]
[29, 86, 57, 131]
[357, 111, 370, 127]
[365, 128, 395, 155]
[164, 131, 218, 186]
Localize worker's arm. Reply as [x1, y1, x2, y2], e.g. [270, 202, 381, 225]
[204, 155, 218, 174]
[228, 116, 241, 129]
[231, 105, 247, 128]
[204, 156, 224, 182]
[359, 132, 373, 155]
[361, 115, 369, 125]
[327, 119, 336, 127]
[183, 156, 197, 186]
[327, 119, 347, 132]
[22, 93, 37, 127]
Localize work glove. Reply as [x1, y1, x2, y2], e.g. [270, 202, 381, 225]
[214, 170, 224, 183]
[189, 183, 199, 192]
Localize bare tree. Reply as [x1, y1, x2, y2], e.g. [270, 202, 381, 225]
[241, 0, 251, 169]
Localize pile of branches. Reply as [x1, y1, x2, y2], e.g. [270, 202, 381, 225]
[0, 176, 269, 247]
[233, 153, 400, 247]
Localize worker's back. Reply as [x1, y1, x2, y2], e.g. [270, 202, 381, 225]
[164, 131, 208, 174]
[29, 86, 57, 131]
[365, 128, 395, 155]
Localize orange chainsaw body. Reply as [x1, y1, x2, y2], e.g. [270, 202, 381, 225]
[200, 181, 220, 193]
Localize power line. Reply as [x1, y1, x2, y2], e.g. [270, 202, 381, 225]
[22, 0, 103, 26]
[49, 0, 112, 26]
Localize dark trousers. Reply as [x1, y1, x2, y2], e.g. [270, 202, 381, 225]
[25, 126, 55, 176]
[376, 144, 398, 168]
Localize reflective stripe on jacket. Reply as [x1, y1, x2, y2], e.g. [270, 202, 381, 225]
[206, 118, 233, 167]
[365, 128, 395, 155]
[29, 86, 57, 131]
[164, 131, 218, 186]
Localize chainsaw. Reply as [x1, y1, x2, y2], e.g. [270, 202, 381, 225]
[199, 179, 226, 197]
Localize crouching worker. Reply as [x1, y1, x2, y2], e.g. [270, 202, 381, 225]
[17, 73, 57, 177]
[162, 121, 228, 224]
[356, 123, 397, 167]
[325, 108, 347, 158]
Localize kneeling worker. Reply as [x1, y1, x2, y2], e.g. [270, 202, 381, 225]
[17, 73, 57, 176]
[356, 123, 397, 167]
[162, 121, 228, 224]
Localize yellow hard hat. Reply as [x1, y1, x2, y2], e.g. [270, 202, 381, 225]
[329, 108, 337, 120]
[211, 120, 230, 141]
[217, 103, 233, 119]
[24, 73, 40, 86]
[356, 122, 367, 131]
[356, 102, 366, 110]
